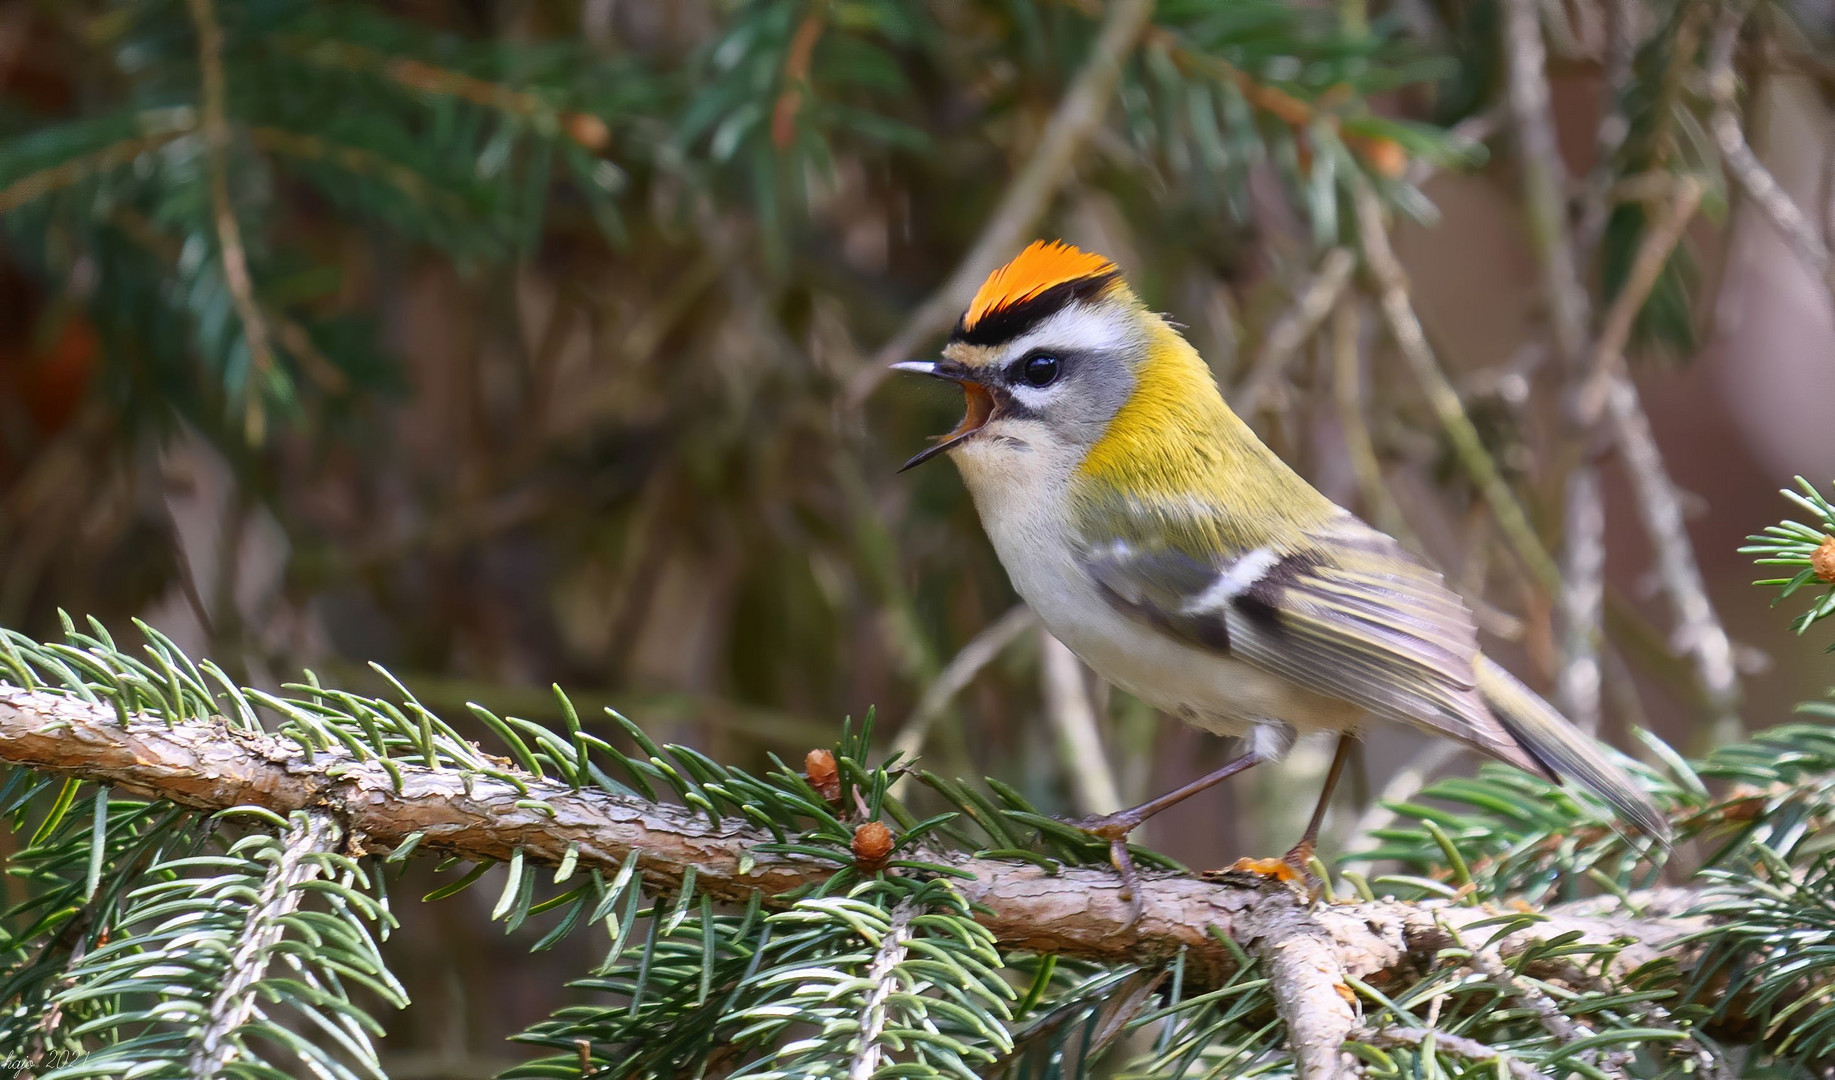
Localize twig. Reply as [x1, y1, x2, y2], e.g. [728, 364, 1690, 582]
[1038, 630, 1123, 817]
[1501, 0, 1603, 732]
[1354, 1026, 1551, 1080]
[106, 206, 347, 395]
[1576, 177, 1709, 420]
[1574, 0, 1641, 255]
[1575, 177, 1742, 741]
[248, 126, 470, 222]
[1466, 938, 1638, 1074]
[1557, 465, 1606, 733]
[846, 0, 1157, 405]
[1328, 297, 1417, 550]
[1234, 247, 1357, 419]
[188, 811, 338, 1077]
[1248, 903, 1356, 1080]
[186, 0, 276, 443]
[1500, 0, 1593, 365]
[0, 128, 192, 215]
[888, 605, 1036, 797]
[1468, 944, 1594, 1048]
[267, 307, 351, 395]
[284, 37, 609, 150]
[1707, 1, 1835, 304]
[1604, 375, 1743, 743]
[1350, 180, 1563, 591]
[0, 687, 1709, 991]
[847, 900, 916, 1080]
[1405, 109, 1503, 190]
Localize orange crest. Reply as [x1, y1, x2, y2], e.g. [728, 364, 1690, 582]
[963, 241, 1118, 331]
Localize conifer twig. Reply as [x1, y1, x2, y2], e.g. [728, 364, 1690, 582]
[1500, 0, 1592, 365]
[1467, 943, 1594, 1048]
[848, 900, 916, 1080]
[1558, 465, 1607, 733]
[188, 811, 340, 1077]
[1234, 247, 1357, 419]
[1501, 0, 1605, 732]
[1576, 176, 1742, 741]
[1250, 902, 1356, 1080]
[1576, 178, 1708, 418]
[1351, 181, 1562, 592]
[1706, 1, 1835, 304]
[186, 0, 276, 442]
[0, 129, 192, 215]
[1354, 1027, 1550, 1080]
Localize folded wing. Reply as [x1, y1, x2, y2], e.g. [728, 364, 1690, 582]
[1077, 509, 1550, 776]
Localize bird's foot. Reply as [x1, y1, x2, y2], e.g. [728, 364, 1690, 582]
[1198, 840, 1320, 899]
[1061, 813, 1148, 921]
[1224, 856, 1306, 885]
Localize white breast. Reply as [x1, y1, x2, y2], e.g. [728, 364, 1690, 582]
[949, 431, 1352, 741]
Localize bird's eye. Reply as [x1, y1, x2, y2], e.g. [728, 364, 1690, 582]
[1020, 354, 1061, 388]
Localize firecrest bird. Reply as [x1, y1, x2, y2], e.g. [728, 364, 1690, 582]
[895, 240, 1668, 890]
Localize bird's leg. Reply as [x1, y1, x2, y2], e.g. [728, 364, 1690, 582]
[1068, 751, 1260, 900]
[1282, 732, 1354, 873]
[1223, 733, 1354, 889]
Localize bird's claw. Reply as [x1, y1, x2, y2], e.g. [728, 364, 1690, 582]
[1064, 814, 1135, 843]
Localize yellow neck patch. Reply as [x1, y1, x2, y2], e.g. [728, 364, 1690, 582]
[963, 241, 1117, 332]
[1072, 320, 1333, 552]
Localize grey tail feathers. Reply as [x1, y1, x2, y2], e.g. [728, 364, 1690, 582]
[1475, 656, 1671, 841]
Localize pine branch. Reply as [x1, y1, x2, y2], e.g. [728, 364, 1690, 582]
[187, 811, 340, 1077]
[845, 899, 916, 1080]
[0, 686, 1709, 995]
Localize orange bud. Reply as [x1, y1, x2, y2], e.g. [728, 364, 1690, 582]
[1814, 535, 1835, 583]
[1349, 134, 1408, 179]
[851, 821, 894, 871]
[805, 749, 841, 804]
[564, 112, 611, 152]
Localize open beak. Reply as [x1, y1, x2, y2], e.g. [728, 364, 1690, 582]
[892, 361, 996, 472]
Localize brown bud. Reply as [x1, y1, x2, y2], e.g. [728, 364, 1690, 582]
[851, 821, 894, 872]
[805, 748, 841, 804]
[1813, 535, 1835, 583]
[1348, 134, 1409, 179]
[563, 112, 611, 152]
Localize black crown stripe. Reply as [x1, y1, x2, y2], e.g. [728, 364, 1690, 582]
[949, 270, 1121, 347]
